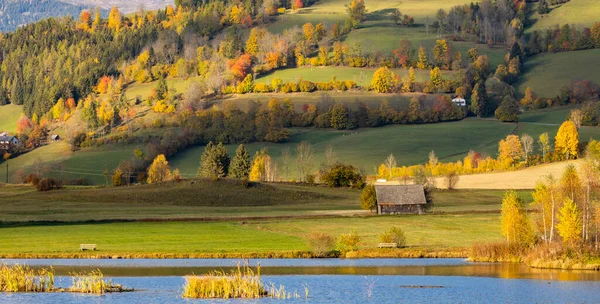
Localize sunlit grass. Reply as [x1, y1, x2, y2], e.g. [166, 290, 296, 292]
[0, 264, 55, 292]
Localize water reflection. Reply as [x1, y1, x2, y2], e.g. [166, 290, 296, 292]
[2, 258, 600, 281]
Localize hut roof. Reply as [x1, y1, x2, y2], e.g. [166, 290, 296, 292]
[375, 184, 426, 205]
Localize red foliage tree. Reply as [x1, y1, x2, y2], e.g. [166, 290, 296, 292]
[229, 54, 253, 81]
[16, 114, 33, 135]
[293, 0, 304, 10]
[96, 76, 112, 94]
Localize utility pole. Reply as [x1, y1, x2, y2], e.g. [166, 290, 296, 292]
[5, 162, 8, 184]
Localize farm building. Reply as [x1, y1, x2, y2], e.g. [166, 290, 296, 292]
[0, 134, 18, 152]
[375, 184, 427, 215]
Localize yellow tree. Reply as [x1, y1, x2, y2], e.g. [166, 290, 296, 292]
[401, 67, 416, 92]
[556, 197, 582, 245]
[501, 190, 534, 244]
[429, 67, 442, 90]
[371, 67, 395, 93]
[417, 45, 428, 69]
[302, 23, 315, 44]
[555, 121, 579, 160]
[498, 135, 523, 168]
[51, 98, 66, 120]
[538, 132, 550, 161]
[245, 27, 266, 55]
[560, 164, 581, 202]
[147, 154, 173, 184]
[108, 6, 122, 32]
[249, 150, 268, 181]
[97, 99, 115, 126]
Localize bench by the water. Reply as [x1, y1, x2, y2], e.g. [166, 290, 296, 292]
[80, 244, 97, 251]
[378, 243, 398, 248]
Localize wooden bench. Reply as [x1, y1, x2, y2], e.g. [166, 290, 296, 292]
[378, 243, 398, 248]
[80, 244, 97, 251]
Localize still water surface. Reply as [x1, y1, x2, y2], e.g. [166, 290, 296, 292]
[1, 258, 600, 303]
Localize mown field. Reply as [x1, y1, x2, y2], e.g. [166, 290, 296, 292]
[528, 0, 600, 32]
[0, 104, 23, 133]
[0, 181, 526, 222]
[0, 180, 526, 256]
[516, 49, 600, 97]
[0, 214, 502, 256]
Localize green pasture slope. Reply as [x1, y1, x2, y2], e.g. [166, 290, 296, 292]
[0, 104, 23, 134]
[254, 66, 456, 87]
[517, 49, 600, 98]
[528, 0, 600, 32]
[170, 118, 517, 178]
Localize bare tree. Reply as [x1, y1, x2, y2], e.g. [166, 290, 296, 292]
[118, 160, 135, 185]
[325, 145, 337, 168]
[545, 174, 557, 242]
[384, 154, 397, 179]
[445, 171, 460, 190]
[280, 148, 291, 181]
[428, 150, 438, 167]
[296, 141, 314, 182]
[264, 155, 279, 182]
[521, 134, 534, 162]
[570, 109, 583, 129]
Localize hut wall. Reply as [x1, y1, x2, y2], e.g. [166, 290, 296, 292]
[378, 204, 424, 215]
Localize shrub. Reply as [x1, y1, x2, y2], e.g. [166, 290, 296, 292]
[360, 184, 377, 212]
[306, 232, 335, 257]
[320, 163, 365, 188]
[253, 83, 272, 93]
[298, 80, 316, 92]
[26, 174, 40, 186]
[36, 178, 61, 192]
[378, 227, 406, 247]
[337, 230, 361, 255]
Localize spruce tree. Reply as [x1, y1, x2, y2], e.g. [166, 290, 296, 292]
[230, 144, 251, 179]
[198, 142, 230, 178]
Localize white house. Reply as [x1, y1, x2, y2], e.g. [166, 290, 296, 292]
[452, 97, 466, 107]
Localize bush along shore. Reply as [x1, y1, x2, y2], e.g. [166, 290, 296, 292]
[0, 264, 132, 293]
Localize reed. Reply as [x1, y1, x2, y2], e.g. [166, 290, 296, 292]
[183, 263, 306, 299]
[0, 263, 55, 292]
[69, 269, 108, 294]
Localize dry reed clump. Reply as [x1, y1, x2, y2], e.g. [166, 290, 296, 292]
[69, 269, 132, 294]
[468, 242, 528, 262]
[0, 263, 55, 292]
[183, 263, 306, 299]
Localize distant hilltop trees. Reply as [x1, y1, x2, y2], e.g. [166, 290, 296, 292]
[0, 0, 104, 32]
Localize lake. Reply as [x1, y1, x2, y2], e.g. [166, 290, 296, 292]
[1, 258, 600, 303]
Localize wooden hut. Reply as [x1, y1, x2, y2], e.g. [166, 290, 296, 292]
[375, 184, 427, 215]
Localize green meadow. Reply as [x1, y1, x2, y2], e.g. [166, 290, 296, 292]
[0, 104, 23, 134]
[528, 0, 600, 32]
[517, 49, 600, 98]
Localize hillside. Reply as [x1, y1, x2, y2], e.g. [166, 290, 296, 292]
[528, 0, 600, 32]
[517, 49, 600, 97]
[62, 0, 173, 12]
[0, 104, 22, 133]
[0, 0, 101, 32]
